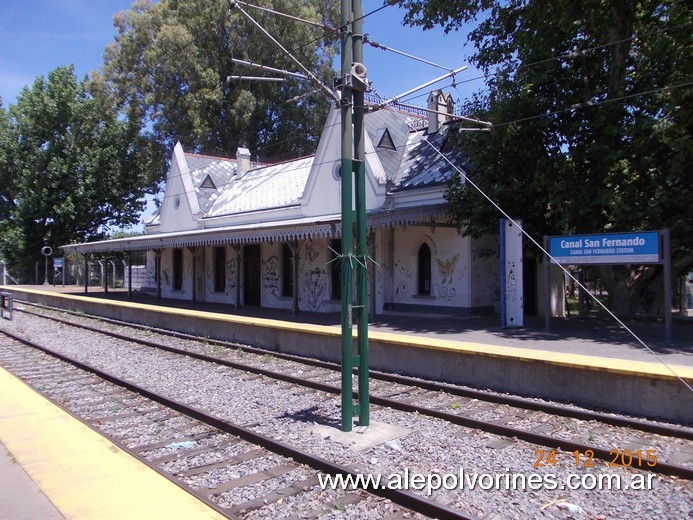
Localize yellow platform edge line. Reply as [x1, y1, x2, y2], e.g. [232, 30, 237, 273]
[7, 287, 692, 382]
[0, 366, 225, 520]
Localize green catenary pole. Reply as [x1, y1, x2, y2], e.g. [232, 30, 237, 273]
[340, 0, 355, 432]
[352, 0, 369, 427]
[339, 0, 369, 432]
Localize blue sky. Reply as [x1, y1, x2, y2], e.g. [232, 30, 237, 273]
[0, 1, 482, 230]
[0, 1, 482, 108]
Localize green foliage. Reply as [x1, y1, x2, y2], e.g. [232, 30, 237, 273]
[0, 66, 163, 282]
[396, 0, 692, 313]
[104, 0, 340, 160]
[395, 0, 693, 313]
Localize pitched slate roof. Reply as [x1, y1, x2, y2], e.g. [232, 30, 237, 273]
[363, 109, 409, 184]
[180, 111, 467, 220]
[186, 153, 237, 214]
[206, 156, 313, 217]
[392, 125, 469, 191]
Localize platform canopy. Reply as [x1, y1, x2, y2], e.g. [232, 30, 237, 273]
[60, 205, 448, 255]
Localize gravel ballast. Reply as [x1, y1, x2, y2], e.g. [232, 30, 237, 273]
[2, 310, 691, 519]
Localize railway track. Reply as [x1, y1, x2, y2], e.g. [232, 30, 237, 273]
[11, 303, 693, 481]
[0, 329, 466, 520]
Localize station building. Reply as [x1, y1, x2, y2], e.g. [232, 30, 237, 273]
[61, 92, 500, 316]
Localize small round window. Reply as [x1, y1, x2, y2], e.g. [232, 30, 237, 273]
[173, 195, 180, 209]
[332, 161, 342, 181]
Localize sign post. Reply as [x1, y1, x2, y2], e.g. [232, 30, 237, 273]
[53, 257, 64, 287]
[41, 246, 53, 286]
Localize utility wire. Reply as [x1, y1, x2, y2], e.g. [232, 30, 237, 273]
[228, 0, 339, 103]
[369, 19, 690, 103]
[363, 34, 453, 71]
[234, 0, 330, 30]
[490, 81, 693, 128]
[143, 72, 687, 209]
[419, 135, 693, 394]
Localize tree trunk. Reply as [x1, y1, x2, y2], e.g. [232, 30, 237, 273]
[595, 248, 693, 317]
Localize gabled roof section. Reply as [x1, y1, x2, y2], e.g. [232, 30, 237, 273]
[186, 152, 236, 214]
[206, 156, 313, 218]
[363, 109, 409, 185]
[393, 125, 470, 191]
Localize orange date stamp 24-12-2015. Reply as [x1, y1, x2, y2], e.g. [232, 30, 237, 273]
[533, 449, 658, 469]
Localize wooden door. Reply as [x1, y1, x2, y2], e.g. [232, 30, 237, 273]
[243, 245, 261, 306]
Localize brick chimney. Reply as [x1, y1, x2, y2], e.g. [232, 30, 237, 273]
[427, 90, 454, 134]
[236, 146, 251, 178]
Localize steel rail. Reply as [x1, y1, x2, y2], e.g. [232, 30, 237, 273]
[18, 303, 693, 440]
[0, 328, 475, 520]
[13, 306, 693, 481]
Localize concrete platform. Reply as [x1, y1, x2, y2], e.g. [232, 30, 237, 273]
[3, 285, 692, 423]
[1, 441, 64, 520]
[0, 366, 225, 520]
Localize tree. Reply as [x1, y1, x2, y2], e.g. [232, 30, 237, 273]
[103, 0, 340, 160]
[396, 0, 692, 315]
[0, 66, 163, 283]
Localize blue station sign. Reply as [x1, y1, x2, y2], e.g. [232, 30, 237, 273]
[549, 231, 660, 264]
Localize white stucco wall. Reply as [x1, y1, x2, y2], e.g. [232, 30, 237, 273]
[297, 239, 340, 313]
[386, 226, 472, 310]
[156, 144, 200, 234]
[160, 248, 193, 300]
[202, 245, 238, 305]
[470, 234, 500, 312]
[262, 243, 292, 310]
[129, 265, 155, 291]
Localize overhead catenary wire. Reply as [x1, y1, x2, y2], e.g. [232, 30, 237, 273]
[363, 34, 453, 72]
[155, 70, 683, 210]
[375, 66, 469, 109]
[227, 0, 339, 103]
[366, 17, 690, 104]
[229, 58, 309, 80]
[490, 81, 693, 128]
[227, 76, 287, 82]
[233, 0, 331, 30]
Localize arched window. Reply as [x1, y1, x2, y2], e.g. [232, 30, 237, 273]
[418, 244, 431, 296]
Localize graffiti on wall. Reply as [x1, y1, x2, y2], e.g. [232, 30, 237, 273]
[395, 281, 408, 299]
[263, 255, 280, 297]
[226, 258, 237, 291]
[130, 267, 154, 290]
[302, 266, 327, 311]
[473, 245, 500, 303]
[305, 241, 320, 263]
[435, 252, 463, 301]
[506, 260, 520, 303]
[394, 258, 413, 301]
[473, 247, 496, 261]
[395, 258, 413, 279]
[435, 253, 459, 285]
